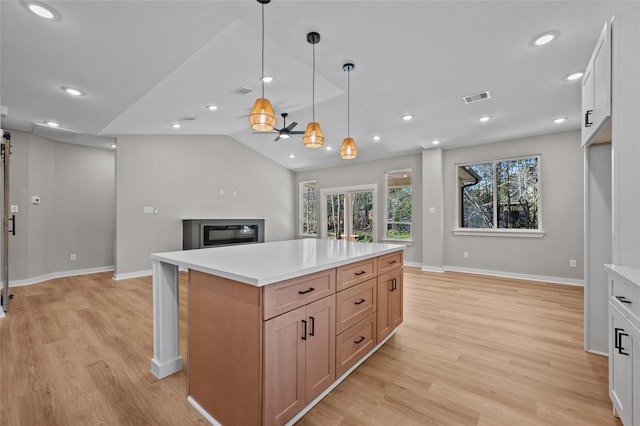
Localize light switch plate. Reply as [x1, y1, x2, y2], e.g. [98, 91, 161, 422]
[143, 206, 154, 214]
[10, 205, 18, 213]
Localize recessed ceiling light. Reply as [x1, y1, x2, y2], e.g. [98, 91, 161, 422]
[288, 154, 295, 159]
[62, 86, 84, 96]
[27, 3, 55, 19]
[533, 32, 558, 46]
[478, 116, 492, 123]
[401, 114, 414, 121]
[372, 135, 381, 142]
[565, 72, 584, 81]
[171, 123, 181, 129]
[432, 139, 441, 145]
[206, 105, 218, 111]
[45, 121, 60, 127]
[111, 144, 117, 149]
[262, 76, 275, 83]
[326, 146, 332, 151]
[554, 117, 567, 124]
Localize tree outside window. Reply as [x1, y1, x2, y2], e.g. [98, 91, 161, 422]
[459, 156, 540, 229]
[384, 170, 412, 240]
[300, 181, 317, 236]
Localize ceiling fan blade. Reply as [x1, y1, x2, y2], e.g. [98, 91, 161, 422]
[252, 131, 279, 134]
[290, 131, 305, 135]
[274, 134, 281, 141]
[284, 121, 298, 132]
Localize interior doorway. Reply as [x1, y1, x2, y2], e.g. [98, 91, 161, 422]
[320, 185, 377, 242]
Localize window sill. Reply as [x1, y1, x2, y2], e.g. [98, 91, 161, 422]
[382, 239, 413, 246]
[451, 228, 545, 238]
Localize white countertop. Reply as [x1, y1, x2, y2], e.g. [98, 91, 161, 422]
[605, 264, 640, 288]
[151, 239, 404, 286]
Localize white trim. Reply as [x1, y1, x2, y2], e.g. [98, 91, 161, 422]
[451, 228, 545, 238]
[421, 265, 445, 273]
[403, 261, 422, 268]
[384, 168, 413, 241]
[298, 180, 318, 237]
[442, 265, 584, 286]
[187, 396, 222, 426]
[585, 348, 609, 357]
[112, 269, 152, 280]
[8, 266, 114, 287]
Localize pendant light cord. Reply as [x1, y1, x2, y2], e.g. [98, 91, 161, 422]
[312, 42, 316, 121]
[347, 67, 350, 137]
[261, 3, 265, 99]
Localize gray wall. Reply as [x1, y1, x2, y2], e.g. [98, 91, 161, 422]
[437, 130, 584, 281]
[115, 134, 296, 276]
[296, 154, 423, 265]
[9, 131, 115, 282]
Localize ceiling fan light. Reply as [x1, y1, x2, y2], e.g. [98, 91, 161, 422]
[280, 133, 290, 139]
[303, 122, 324, 148]
[340, 137, 358, 159]
[249, 98, 276, 131]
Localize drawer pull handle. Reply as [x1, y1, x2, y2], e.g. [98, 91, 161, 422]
[354, 336, 365, 344]
[388, 260, 397, 264]
[354, 298, 366, 305]
[301, 320, 307, 340]
[390, 278, 397, 292]
[615, 295, 632, 304]
[585, 109, 593, 127]
[354, 270, 367, 276]
[298, 287, 315, 295]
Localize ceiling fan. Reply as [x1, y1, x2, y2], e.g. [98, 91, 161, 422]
[255, 113, 304, 141]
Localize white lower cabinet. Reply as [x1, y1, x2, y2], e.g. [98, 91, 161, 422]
[609, 302, 638, 425]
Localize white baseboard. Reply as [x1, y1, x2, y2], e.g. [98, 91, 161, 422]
[421, 265, 445, 273]
[442, 265, 584, 286]
[112, 270, 152, 280]
[585, 348, 609, 357]
[9, 266, 115, 287]
[403, 261, 422, 268]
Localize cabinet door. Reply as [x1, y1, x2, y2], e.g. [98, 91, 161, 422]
[377, 268, 403, 343]
[610, 304, 634, 426]
[593, 21, 611, 129]
[264, 307, 306, 426]
[305, 296, 336, 402]
[581, 61, 595, 147]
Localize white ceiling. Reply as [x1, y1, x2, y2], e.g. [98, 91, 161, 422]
[1, 1, 636, 172]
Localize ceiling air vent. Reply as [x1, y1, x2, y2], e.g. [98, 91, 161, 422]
[231, 87, 253, 95]
[463, 90, 491, 104]
[179, 117, 197, 121]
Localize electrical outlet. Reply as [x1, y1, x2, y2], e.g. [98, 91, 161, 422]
[70, 253, 77, 261]
[10, 205, 18, 213]
[569, 259, 577, 268]
[463, 251, 469, 259]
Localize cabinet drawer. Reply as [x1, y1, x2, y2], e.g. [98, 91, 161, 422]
[377, 251, 403, 275]
[336, 258, 377, 291]
[612, 278, 640, 323]
[336, 279, 377, 334]
[336, 313, 376, 377]
[263, 269, 336, 320]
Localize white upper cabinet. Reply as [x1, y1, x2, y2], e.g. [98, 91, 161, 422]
[582, 20, 612, 147]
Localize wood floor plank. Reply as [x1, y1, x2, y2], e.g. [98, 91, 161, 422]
[0, 268, 621, 426]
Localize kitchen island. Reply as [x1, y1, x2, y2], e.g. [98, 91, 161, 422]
[150, 239, 404, 425]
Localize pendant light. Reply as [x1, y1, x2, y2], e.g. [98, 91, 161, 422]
[340, 63, 358, 159]
[303, 32, 324, 148]
[249, 0, 276, 132]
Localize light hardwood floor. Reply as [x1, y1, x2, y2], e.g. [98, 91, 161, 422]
[0, 268, 620, 425]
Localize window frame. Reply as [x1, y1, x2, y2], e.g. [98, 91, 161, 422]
[383, 168, 413, 243]
[453, 155, 545, 238]
[298, 180, 318, 238]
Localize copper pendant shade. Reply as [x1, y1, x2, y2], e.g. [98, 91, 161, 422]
[340, 63, 357, 159]
[303, 32, 324, 148]
[249, 0, 276, 132]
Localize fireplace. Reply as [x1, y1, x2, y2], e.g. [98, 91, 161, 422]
[183, 219, 265, 250]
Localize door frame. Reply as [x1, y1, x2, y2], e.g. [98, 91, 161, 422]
[319, 184, 378, 242]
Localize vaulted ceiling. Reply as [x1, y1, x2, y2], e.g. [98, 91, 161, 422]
[1, 1, 634, 171]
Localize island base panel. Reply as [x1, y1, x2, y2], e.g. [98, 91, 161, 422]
[188, 270, 262, 426]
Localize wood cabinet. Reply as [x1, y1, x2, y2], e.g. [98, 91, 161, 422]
[582, 20, 612, 147]
[187, 249, 403, 426]
[377, 267, 403, 343]
[607, 267, 640, 426]
[264, 295, 335, 426]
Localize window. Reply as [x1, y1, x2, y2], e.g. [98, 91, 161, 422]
[458, 156, 540, 232]
[299, 180, 317, 236]
[384, 169, 412, 241]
